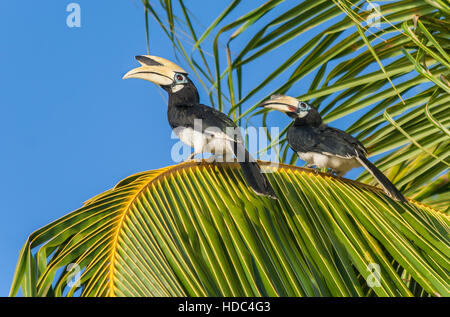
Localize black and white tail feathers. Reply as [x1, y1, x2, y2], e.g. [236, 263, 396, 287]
[233, 142, 277, 199]
[356, 154, 406, 202]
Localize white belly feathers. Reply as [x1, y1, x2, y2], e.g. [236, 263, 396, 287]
[298, 151, 360, 175]
[175, 127, 235, 156]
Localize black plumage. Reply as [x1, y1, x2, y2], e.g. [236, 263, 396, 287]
[288, 109, 368, 161]
[164, 79, 277, 199]
[124, 56, 277, 199]
[261, 95, 406, 202]
[164, 79, 230, 132]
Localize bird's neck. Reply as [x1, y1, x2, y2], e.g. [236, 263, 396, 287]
[293, 108, 322, 127]
[167, 83, 199, 107]
[293, 116, 322, 127]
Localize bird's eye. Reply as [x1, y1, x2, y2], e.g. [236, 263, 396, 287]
[299, 102, 306, 109]
[175, 74, 185, 82]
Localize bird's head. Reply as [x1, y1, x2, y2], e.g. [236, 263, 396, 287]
[259, 95, 312, 118]
[259, 95, 321, 126]
[123, 55, 192, 94]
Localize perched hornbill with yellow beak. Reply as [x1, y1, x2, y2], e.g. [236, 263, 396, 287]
[123, 55, 277, 199]
[260, 95, 406, 202]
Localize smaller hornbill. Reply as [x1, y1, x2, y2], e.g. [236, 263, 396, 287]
[123, 55, 277, 199]
[260, 95, 406, 202]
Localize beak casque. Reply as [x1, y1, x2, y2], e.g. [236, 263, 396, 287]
[259, 94, 299, 113]
[122, 55, 187, 86]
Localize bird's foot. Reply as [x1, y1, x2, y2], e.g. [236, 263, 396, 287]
[328, 169, 339, 176]
[335, 171, 345, 178]
[204, 155, 220, 163]
[184, 158, 201, 163]
[327, 169, 345, 177]
[306, 167, 320, 175]
[306, 164, 319, 174]
[183, 153, 201, 163]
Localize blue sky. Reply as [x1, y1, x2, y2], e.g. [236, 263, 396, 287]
[0, 0, 374, 296]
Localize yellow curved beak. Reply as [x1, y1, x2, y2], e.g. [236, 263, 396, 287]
[122, 55, 187, 86]
[259, 95, 299, 113]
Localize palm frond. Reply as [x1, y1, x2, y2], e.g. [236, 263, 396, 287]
[142, 0, 450, 209]
[10, 163, 450, 297]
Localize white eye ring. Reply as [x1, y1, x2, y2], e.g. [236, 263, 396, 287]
[298, 102, 311, 112]
[174, 73, 186, 83]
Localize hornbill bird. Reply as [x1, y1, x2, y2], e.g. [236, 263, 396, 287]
[260, 95, 406, 202]
[123, 55, 277, 199]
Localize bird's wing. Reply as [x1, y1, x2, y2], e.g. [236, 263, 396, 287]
[320, 125, 368, 156]
[288, 125, 367, 158]
[194, 104, 235, 127]
[190, 104, 243, 143]
[288, 126, 321, 153]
